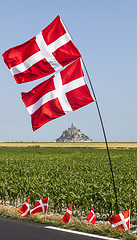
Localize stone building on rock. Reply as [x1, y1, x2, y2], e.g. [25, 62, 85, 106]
[55, 124, 93, 142]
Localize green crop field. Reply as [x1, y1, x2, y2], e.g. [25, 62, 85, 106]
[0, 146, 136, 220]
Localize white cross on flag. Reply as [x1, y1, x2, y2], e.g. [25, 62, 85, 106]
[86, 207, 95, 224]
[2, 15, 81, 84]
[18, 197, 30, 218]
[30, 197, 49, 215]
[108, 209, 130, 231]
[21, 59, 94, 131]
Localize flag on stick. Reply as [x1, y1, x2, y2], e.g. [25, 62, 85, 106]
[86, 207, 95, 224]
[21, 58, 94, 131]
[30, 197, 49, 215]
[109, 209, 130, 231]
[2, 15, 81, 84]
[61, 202, 73, 223]
[18, 197, 30, 218]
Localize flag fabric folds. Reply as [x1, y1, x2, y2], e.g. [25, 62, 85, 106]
[18, 197, 30, 218]
[86, 207, 95, 224]
[3, 15, 94, 132]
[21, 58, 94, 131]
[2, 15, 81, 84]
[108, 210, 130, 231]
[30, 197, 49, 215]
[61, 202, 73, 223]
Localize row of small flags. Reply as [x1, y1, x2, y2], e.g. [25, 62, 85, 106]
[18, 197, 130, 232]
[18, 197, 48, 218]
[18, 197, 95, 224]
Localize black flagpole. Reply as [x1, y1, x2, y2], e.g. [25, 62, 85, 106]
[62, 17, 119, 214]
[81, 59, 119, 214]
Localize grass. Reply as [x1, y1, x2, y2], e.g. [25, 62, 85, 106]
[0, 204, 136, 240]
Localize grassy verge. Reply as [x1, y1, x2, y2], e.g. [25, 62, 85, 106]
[0, 205, 136, 240]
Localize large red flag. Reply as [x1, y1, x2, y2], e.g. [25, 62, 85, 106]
[2, 15, 81, 84]
[109, 210, 130, 231]
[21, 59, 94, 131]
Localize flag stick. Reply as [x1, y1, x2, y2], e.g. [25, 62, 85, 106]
[82, 59, 119, 214]
[62, 17, 119, 214]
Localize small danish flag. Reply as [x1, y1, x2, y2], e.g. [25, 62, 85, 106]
[30, 197, 49, 215]
[18, 197, 30, 217]
[109, 209, 130, 231]
[61, 202, 73, 224]
[86, 207, 95, 224]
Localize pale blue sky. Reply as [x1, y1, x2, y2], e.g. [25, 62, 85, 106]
[0, 0, 137, 142]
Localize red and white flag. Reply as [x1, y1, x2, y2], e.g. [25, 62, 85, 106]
[61, 202, 73, 223]
[18, 197, 30, 218]
[2, 15, 81, 84]
[109, 209, 130, 231]
[21, 58, 94, 131]
[30, 197, 49, 215]
[86, 207, 95, 224]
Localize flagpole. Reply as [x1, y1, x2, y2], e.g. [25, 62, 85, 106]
[62, 17, 119, 214]
[81, 59, 119, 214]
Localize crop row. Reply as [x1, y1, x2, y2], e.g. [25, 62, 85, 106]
[0, 147, 136, 218]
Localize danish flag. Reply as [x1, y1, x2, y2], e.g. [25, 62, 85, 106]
[21, 58, 94, 131]
[61, 202, 73, 223]
[2, 15, 81, 84]
[109, 209, 130, 231]
[18, 197, 30, 217]
[86, 207, 95, 224]
[30, 197, 49, 215]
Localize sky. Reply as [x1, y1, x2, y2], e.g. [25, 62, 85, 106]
[0, 0, 137, 142]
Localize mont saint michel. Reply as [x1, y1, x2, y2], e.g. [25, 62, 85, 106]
[55, 124, 93, 142]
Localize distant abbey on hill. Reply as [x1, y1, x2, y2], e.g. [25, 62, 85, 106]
[55, 124, 93, 142]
